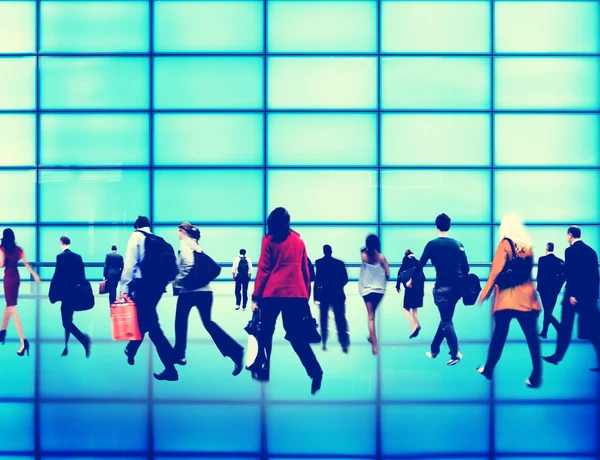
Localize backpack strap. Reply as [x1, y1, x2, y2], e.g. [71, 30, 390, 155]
[504, 238, 517, 260]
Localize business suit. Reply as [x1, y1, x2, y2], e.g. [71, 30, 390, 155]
[49, 249, 91, 355]
[315, 256, 349, 350]
[536, 253, 565, 337]
[104, 252, 124, 304]
[546, 240, 600, 368]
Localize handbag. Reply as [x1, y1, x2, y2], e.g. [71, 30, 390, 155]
[110, 296, 142, 341]
[72, 279, 95, 312]
[461, 273, 482, 306]
[300, 316, 322, 344]
[182, 251, 221, 290]
[99, 280, 108, 295]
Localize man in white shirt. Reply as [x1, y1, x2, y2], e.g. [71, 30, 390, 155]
[232, 249, 252, 311]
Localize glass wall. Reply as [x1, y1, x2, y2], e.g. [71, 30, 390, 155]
[0, 0, 599, 459]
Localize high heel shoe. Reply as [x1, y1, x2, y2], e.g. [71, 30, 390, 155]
[17, 339, 30, 357]
[0, 329, 6, 344]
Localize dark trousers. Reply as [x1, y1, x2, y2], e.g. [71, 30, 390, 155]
[483, 310, 541, 385]
[107, 277, 119, 305]
[60, 304, 89, 348]
[259, 298, 322, 380]
[125, 284, 175, 372]
[319, 300, 349, 348]
[235, 276, 249, 309]
[554, 300, 600, 366]
[539, 290, 560, 336]
[174, 291, 243, 360]
[431, 287, 460, 359]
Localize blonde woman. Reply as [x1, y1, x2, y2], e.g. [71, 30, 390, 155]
[477, 214, 542, 388]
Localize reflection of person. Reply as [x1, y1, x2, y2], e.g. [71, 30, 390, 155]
[251, 207, 323, 395]
[396, 249, 424, 339]
[536, 242, 564, 339]
[174, 222, 244, 374]
[477, 214, 542, 388]
[358, 234, 390, 356]
[544, 226, 600, 372]
[315, 245, 349, 352]
[0, 228, 41, 357]
[48, 236, 91, 358]
[103, 245, 123, 305]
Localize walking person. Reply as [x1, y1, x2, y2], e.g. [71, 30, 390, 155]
[477, 214, 542, 388]
[396, 249, 424, 339]
[0, 229, 40, 356]
[48, 236, 92, 358]
[408, 213, 469, 366]
[358, 234, 390, 356]
[122, 216, 179, 381]
[314, 244, 349, 352]
[543, 226, 600, 372]
[232, 249, 252, 311]
[251, 207, 323, 394]
[536, 242, 565, 339]
[174, 222, 244, 374]
[103, 245, 124, 305]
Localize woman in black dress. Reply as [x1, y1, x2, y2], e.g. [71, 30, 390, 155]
[396, 249, 425, 338]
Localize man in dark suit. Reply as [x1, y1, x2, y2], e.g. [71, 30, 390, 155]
[314, 245, 349, 352]
[103, 245, 124, 305]
[544, 227, 600, 372]
[537, 242, 565, 339]
[48, 236, 91, 358]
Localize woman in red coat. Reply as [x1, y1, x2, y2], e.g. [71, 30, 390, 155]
[251, 207, 323, 394]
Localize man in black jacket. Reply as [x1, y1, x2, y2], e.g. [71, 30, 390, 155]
[49, 236, 91, 358]
[315, 245, 349, 352]
[544, 227, 600, 372]
[103, 245, 124, 305]
[537, 242, 565, 339]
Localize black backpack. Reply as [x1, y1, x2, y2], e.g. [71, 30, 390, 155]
[183, 251, 221, 290]
[136, 231, 178, 289]
[237, 256, 249, 278]
[496, 238, 533, 290]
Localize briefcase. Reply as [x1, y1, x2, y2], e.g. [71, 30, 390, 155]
[99, 280, 108, 295]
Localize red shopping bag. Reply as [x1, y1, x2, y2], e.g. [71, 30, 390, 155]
[110, 296, 142, 341]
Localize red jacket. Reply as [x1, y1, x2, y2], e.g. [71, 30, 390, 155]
[252, 231, 311, 300]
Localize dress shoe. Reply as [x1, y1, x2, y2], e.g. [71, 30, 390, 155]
[153, 369, 179, 381]
[590, 367, 600, 372]
[543, 355, 559, 365]
[526, 378, 541, 388]
[124, 348, 135, 366]
[232, 352, 244, 376]
[311, 372, 323, 395]
[538, 332, 548, 339]
[84, 335, 92, 359]
[61, 347, 68, 357]
[477, 366, 492, 380]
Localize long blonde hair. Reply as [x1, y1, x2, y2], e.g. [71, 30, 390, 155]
[498, 213, 531, 253]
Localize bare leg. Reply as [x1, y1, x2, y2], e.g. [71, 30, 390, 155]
[365, 301, 377, 355]
[412, 309, 420, 327]
[403, 308, 417, 331]
[1, 307, 10, 330]
[7, 307, 25, 351]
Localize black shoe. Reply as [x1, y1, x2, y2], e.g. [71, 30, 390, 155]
[175, 357, 187, 366]
[410, 325, 421, 339]
[153, 369, 179, 381]
[539, 332, 547, 339]
[590, 367, 600, 372]
[17, 339, 30, 357]
[232, 352, 244, 376]
[543, 355, 559, 365]
[84, 335, 92, 359]
[322, 343, 327, 351]
[526, 378, 541, 388]
[61, 347, 68, 357]
[0, 329, 6, 344]
[477, 366, 492, 380]
[342, 346, 349, 354]
[235, 306, 240, 311]
[124, 348, 135, 366]
[311, 372, 323, 395]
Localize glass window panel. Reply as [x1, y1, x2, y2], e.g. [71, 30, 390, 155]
[268, 170, 378, 223]
[154, 1, 263, 52]
[268, 405, 376, 455]
[269, 57, 377, 109]
[268, 1, 376, 53]
[495, 58, 600, 110]
[39, 226, 133, 264]
[294, 226, 377, 265]
[0, 171, 36, 223]
[154, 114, 263, 166]
[0, 341, 34, 396]
[495, 114, 600, 167]
[39, 295, 110, 339]
[494, 171, 600, 224]
[41, 114, 149, 166]
[382, 57, 490, 109]
[0, 403, 34, 451]
[0, 1, 35, 53]
[40, 1, 149, 53]
[0, 57, 36, 110]
[381, 170, 491, 223]
[153, 404, 260, 452]
[0, 114, 35, 166]
[40, 403, 147, 451]
[382, 404, 489, 455]
[382, 114, 490, 166]
[153, 170, 263, 223]
[40, 57, 149, 110]
[39, 170, 150, 223]
[381, 225, 491, 264]
[495, 2, 600, 53]
[268, 114, 376, 166]
[382, 1, 489, 53]
[154, 57, 263, 109]
[495, 404, 597, 453]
